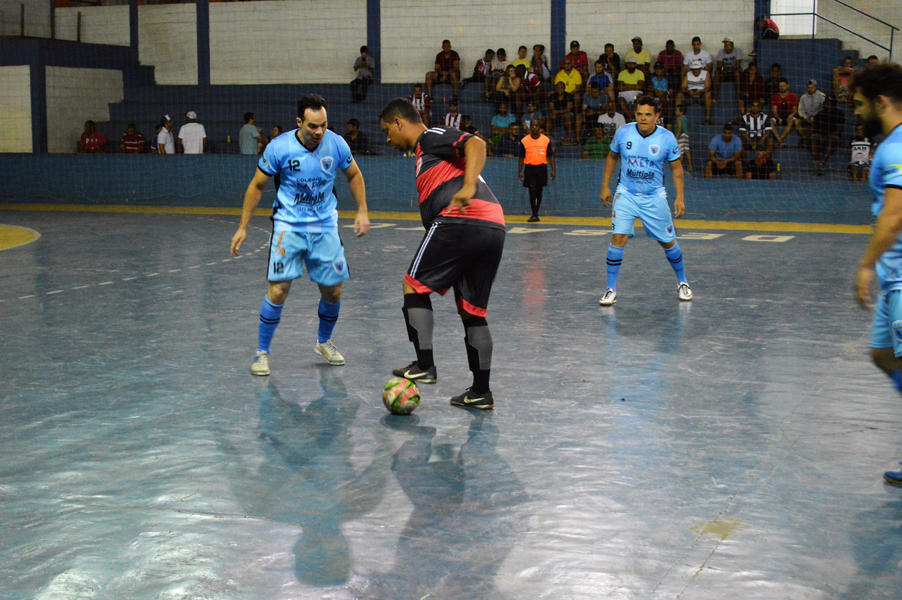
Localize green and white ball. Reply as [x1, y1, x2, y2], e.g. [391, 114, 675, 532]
[382, 377, 421, 415]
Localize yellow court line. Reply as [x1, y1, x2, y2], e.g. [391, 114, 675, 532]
[0, 203, 871, 234]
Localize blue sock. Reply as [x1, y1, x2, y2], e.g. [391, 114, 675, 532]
[889, 369, 902, 395]
[317, 299, 341, 344]
[606, 244, 624, 291]
[258, 296, 283, 353]
[664, 242, 687, 283]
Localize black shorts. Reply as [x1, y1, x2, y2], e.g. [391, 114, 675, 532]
[748, 159, 776, 179]
[405, 220, 506, 317]
[522, 164, 548, 188]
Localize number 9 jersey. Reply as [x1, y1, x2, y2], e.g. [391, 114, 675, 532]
[258, 129, 354, 232]
[611, 123, 680, 196]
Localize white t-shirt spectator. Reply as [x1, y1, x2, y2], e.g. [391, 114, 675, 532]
[683, 49, 713, 70]
[597, 111, 627, 138]
[178, 122, 207, 154]
[157, 127, 175, 154]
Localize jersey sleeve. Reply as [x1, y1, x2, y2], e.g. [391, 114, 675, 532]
[883, 143, 902, 189]
[258, 139, 280, 175]
[334, 134, 354, 170]
[667, 132, 681, 161]
[610, 127, 624, 154]
[421, 128, 473, 160]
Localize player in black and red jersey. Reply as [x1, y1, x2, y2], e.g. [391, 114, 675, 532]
[379, 98, 506, 410]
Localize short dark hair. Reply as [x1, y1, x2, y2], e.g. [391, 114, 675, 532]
[486, 48, 495, 55]
[379, 98, 423, 125]
[297, 94, 327, 119]
[635, 96, 660, 112]
[666, 39, 674, 45]
[244, 112, 254, 123]
[497, 47, 506, 55]
[771, 63, 781, 69]
[127, 122, 136, 129]
[778, 77, 789, 84]
[851, 62, 902, 104]
[723, 123, 734, 131]
[868, 54, 879, 61]
[747, 61, 757, 69]
[692, 36, 701, 43]
[442, 39, 450, 45]
[589, 83, 601, 90]
[534, 44, 545, 52]
[360, 45, 368, 53]
[413, 82, 423, 89]
[519, 45, 527, 52]
[348, 118, 360, 127]
[604, 43, 614, 49]
[85, 120, 96, 127]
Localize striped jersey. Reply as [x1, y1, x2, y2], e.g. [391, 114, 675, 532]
[740, 112, 772, 138]
[443, 113, 462, 128]
[413, 127, 505, 230]
[870, 124, 902, 291]
[409, 93, 430, 113]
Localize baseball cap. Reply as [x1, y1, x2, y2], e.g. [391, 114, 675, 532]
[570, 40, 580, 47]
[626, 56, 638, 64]
[185, 110, 197, 119]
[722, 37, 733, 43]
[632, 36, 642, 43]
[161, 114, 172, 124]
[689, 59, 703, 69]
[807, 79, 817, 86]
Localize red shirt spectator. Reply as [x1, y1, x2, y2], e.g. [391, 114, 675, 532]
[78, 120, 107, 153]
[772, 90, 798, 120]
[561, 41, 589, 73]
[657, 42, 683, 77]
[119, 124, 145, 154]
[740, 68, 765, 102]
[435, 46, 461, 75]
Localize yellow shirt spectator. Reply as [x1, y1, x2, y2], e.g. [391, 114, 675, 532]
[554, 68, 583, 94]
[617, 69, 645, 87]
[625, 48, 652, 67]
[512, 57, 531, 70]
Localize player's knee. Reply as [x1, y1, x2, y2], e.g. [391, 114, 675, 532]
[268, 281, 291, 304]
[319, 283, 342, 303]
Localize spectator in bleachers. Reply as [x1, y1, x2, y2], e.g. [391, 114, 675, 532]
[562, 41, 590, 87]
[739, 100, 772, 152]
[494, 65, 524, 115]
[150, 124, 162, 154]
[598, 101, 626, 138]
[811, 95, 845, 175]
[677, 59, 712, 125]
[712, 37, 744, 103]
[490, 102, 517, 138]
[425, 39, 460, 101]
[460, 114, 489, 143]
[832, 56, 856, 106]
[271, 125, 283, 140]
[738, 62, 765, 115]
[764, 63, 783, 109]
[239, 112, 263, 155]
[791, 79, 826, 147]
[578, 83, 607, 143]
[657, 40, 683, 93]
[682, 37, 713, 75]
[581, 124, 611, 159]
[487, 48, 512, 99]
[617, 56, 645, 121]
[77, 120, 107, 154]
[119, 123, 145, 154]
[350, 45, 374, 103]
[759, 15, 780, 40]
[674, 104, 692, 170]
[649, 62, 671, 116]
[867, 55, 879, 66]
[178, 111, 207, 154]
[519, 119, 555, 222]
[848, 124, 873, 181]
[626, 36, 652, 76]
[521, 100, 545, 132]
[443, 100, 462, 128]
[548, 81, 576, 145]
[706, 123, 743, 178]
[344, 118, 370, 156]
[157, 115, 175, 155]
[587, 61, 615, 102]
[746, 137, 777, 180]
[494, 123, 522, 157]
[519, 65, 545, 105]
[770, 78, 798, 146]
[554, 57, 583, 109]
[512, 46, 531, 70]
[531, 44, 552, 81]
[600, 43, 622, 80]
[462, 48, 494, 96]
[409, 83, 431, 127]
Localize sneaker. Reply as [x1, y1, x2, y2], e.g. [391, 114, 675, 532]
[678, 282, 693, 301]
[392, 361, 437, 384]
[527, 215, 540, 222]
[450, 388, 494, 410]
[885, 463, 902, 485]
[599, 288, 617, 306]
[314, 340, 345, 366]
[251, 350, 270, 376]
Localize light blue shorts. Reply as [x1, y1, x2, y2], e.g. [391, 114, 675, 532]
[611, 188, 676, 243]
[267, 226, 349, 286]
[869, 289, 902, 356]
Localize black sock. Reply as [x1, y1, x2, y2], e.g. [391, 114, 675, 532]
[530, 185, 543, 216]
[463, 316, 492, 394]
[403, 293, 434, 369]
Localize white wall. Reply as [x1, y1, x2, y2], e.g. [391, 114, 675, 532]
[567, 0, 754, 68]
[45, 67, 124, 153]
[817, 0, 901, 63]
[209, 0, 366, 84]
[0, 0, 50, 38]
[381, 0, 551, 84]
[55, 6, 130, 46]
[139, 4, 198, 85]
[0, 66, 33, 153]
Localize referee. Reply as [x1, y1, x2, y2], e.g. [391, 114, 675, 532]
[518, 120, 556, 222]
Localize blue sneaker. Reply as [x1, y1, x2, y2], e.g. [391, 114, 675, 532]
[884, 463, 902, 485]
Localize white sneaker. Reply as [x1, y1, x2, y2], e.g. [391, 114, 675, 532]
[678, 282, 693, 301]
[251, 350, 270, 376]
[599, 288, 617, 306]
[315, 340, 345, 366]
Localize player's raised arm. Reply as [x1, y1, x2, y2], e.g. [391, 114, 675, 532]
[342, 158, 369, 237]
[669, 157, 686, 218]
[450, 136, 487, 214]
[231, 167, 272, 256]
[600, 148, 619, 206]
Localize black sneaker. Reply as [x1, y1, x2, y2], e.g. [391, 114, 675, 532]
[392, 361, 437, 384]
[450, 388, 494, 410]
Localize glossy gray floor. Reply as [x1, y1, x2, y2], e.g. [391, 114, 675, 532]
[2, 211, 901, 600]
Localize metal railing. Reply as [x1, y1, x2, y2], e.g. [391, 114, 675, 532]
[771, 0, 898, 58]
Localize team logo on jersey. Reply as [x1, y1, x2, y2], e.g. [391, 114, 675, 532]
[333, 258, 347, 274]
[666, 224, 674, 235]
[321, 156, 334, 172]
[894, 320, 902, 342]
[649, 144, 660, 156]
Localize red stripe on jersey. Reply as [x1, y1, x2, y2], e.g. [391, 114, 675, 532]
[404, 274, 450, 296]
[457, 298, 488, 317]
[416, 156, 466, 202]
[440, 198, 506, 226]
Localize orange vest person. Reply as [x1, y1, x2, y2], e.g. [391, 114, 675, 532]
[518, 120, 556, 222]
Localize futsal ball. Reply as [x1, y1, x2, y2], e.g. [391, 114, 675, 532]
[382, 377, 421, 415]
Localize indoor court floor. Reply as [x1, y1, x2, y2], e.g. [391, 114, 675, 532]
[4, 208, 902, 600]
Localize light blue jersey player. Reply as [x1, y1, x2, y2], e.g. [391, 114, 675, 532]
[231, 94, 369, 375]
[598, 96, 691, 306]
[851, 63, 902, 485]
